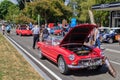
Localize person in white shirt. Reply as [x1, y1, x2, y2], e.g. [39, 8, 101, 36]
[31, 23, 40, 49]
[1, 24, 5, 35]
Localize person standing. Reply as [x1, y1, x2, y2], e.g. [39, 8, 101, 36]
[29, 22, 33, 30]
[1, 24, 5, 35]
[31, 23, 40, 49]
[6, 23, 11, 35]
[41, 25, 49, 41]
[94, 25, 101, 48]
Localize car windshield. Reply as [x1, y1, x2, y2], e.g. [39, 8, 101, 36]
[20, 27, 27, 30]
[111, 28, 120, 34]
[53, 26, 62, 30]
[45, 36, 63, 45]
[99, 28, 110, 34]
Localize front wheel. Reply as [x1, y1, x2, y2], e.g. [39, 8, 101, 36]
[58, 56, 69, 74]
[108, 38, 113, 43]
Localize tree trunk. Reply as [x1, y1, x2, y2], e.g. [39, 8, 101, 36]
[88, 10, 95, 24]
[44, 12, 47, 24]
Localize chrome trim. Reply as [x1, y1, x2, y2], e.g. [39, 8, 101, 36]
[68, 58, 103, 69]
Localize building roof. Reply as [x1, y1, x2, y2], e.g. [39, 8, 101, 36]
[92, 2, 120, 11]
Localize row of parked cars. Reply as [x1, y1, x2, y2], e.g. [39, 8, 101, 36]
[15, 24, 63, 36]
[15, 24, 119, 75]
[16, 24, 120, 44]
[99, 27, 120, 43]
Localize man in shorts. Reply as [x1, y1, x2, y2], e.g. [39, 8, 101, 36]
[6, 24, 11, 35]
[1, 24, 5, 35]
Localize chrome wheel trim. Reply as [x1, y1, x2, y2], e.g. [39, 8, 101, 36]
[38, 48, 43, 59]
[109, 39, 113, 43]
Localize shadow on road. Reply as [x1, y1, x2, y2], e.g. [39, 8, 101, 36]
[67, 64, 108, 77]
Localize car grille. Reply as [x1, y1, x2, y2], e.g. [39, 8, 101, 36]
[79, 58, 102, 67]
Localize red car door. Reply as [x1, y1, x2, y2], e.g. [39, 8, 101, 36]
[47, 45, 59, 62]
[42, 41, 59, 62]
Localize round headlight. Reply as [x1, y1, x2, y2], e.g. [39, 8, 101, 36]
[69, 54, 75, 61]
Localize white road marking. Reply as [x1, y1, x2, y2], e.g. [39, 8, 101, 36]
[110, 60, 120, 66]
[106, 48, 120, 66]
[7, 36, 62, 80]
[106, 48, 120, 54]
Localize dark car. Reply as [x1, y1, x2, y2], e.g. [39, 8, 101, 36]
[110, 27, 120, 42]
[99, 27, 111, 43]
[99, 27, 120, 43]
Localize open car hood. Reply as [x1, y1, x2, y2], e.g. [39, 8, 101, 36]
[60, 24, 96, 45]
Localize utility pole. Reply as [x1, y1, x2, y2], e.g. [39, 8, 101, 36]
[64, 0, 70, 6]
[72, 1, 77, 16]
[25, 0, 27, 6]
[38, 14, 40, 26]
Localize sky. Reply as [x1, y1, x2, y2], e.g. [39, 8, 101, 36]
[0, 0, 18, 4]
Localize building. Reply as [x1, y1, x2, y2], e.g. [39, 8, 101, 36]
[92, 2, 120, 27]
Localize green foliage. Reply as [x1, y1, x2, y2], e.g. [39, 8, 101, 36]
[0, 0, 119, 26]
[14, 13, 36, 24]
[74, 0, 119, 26]
[17, 0, 25, 10]
[17, 0, 33, 10]
[0, 0, 14, 19]
[23, 0, 72, 23]
[5, 5, 20, 23]
[76, 0, 96, 23]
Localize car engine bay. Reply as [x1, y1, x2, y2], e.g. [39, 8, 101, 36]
[62, 44, 92, 56]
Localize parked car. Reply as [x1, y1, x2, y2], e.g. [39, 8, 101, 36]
[37, 24, 105, 74]
[110, 27, 120, 42]
[99, 27, 120, 43]
[50, 26, 62, 35]
[99, 27, 111, 43]
[16, 25, 32, 36]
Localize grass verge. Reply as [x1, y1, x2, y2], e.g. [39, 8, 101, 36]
[0, 33, 44, 80]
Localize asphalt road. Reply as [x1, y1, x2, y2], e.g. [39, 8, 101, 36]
[2, 29, 120, 80]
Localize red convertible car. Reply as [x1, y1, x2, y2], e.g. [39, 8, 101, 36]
[16, 25, 32, 36]
[37, 24, 105, 74]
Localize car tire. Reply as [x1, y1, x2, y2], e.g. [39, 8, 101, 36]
[108, 38, 113, 43]
[38, 48, 44, 59]
[58, 56, 69, 74]
[96, 65, 103, 70]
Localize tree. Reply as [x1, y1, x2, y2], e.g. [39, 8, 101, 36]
[17, 0, 33, 10]
[0, 0, 14, 19]
[77, 0, 96, 23]
[15, 13, 36, 24]
[93, 0, 117, 26]
[23, 0, 72, 24]
[5, 5, 20, 23]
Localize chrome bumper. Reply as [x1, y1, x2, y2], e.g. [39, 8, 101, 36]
[68, 58, 103, 69]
